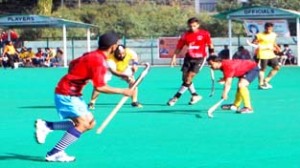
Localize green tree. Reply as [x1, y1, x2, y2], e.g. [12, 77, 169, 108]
[216, 0, 242, 12]
[21, 0, 54, 39]
[249, 0, 300, 10]
[36, 0, 53, 15]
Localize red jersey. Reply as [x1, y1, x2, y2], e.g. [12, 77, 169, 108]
[221, 59, 257, 79]
[55, 50, 109, 96]
[176, 29, 212, 58]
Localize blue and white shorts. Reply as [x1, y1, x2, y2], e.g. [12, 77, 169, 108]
[54, 94, 91, 119]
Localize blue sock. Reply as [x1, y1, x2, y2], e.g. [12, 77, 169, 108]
[46, 120, 74, 130]
[47, 127, 81, 156]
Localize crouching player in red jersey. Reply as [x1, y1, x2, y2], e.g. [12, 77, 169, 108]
[167, 17, 215, 106]
[34, 32, 133, 162]
[207, 56, 259, 114]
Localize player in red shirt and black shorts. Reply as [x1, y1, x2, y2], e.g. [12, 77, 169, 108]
[168, 17, 215, 106]
[207, 56, 259, 113]
[34, 32, 133, 162]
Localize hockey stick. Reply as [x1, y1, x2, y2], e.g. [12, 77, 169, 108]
[247, 39, 270, 50]
[209, 69, 215, 97]
[246, 39, 259, 49]
[207, 99, 224, 118]
[199, 56, 207, 72]
[96, 63, 151, 134]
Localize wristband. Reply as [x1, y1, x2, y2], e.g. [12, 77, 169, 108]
[133, 61, 139, 65]
[208, 48, 214, 54]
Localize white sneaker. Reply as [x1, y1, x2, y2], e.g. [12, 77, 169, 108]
[265, 83, 273, 89]
[35, 119, 52, 144]
[45, 151, 76, 162]
[258, 84, 270, 90]
[221, 104, 238, 111]
[167, 97, 178, 106]
[189, 95, 202, 105]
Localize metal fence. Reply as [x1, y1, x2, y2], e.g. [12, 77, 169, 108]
[23, 36, 298, 65]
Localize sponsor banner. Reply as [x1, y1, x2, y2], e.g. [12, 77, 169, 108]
[158, 37, 187, 58]
[244, 19, 290, 37]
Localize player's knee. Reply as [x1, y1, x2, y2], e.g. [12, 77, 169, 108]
[81, 119, 94, 131]
[259, 68, 266, 72]
[238, 79, 249, 88]
[75, 114, 95, 131]
[182, 82, 191, 87]
[238, 83, 247, 88]
[86, 113, 95, 130]
[273, 65, 280, 71]
[87, 119, 96, 130]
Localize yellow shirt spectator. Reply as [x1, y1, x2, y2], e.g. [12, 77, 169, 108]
[19, 51, 28, 59]
[3, 43, 17, 55]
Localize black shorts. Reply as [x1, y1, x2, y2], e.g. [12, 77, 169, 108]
[258, 58, 279, 70]
[181, 56, 205, 74]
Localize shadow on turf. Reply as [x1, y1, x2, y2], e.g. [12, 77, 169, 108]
[160, 87, 223, 91]
[0, 153, 45, 162]
[18, 102, 190, 109]
[123, 109, 206, 117]
[19, 106, 55, 109]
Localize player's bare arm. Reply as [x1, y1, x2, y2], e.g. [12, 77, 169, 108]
[222, 77, 232, 100]
[170, 49, 181, 66]
[252, 36, 258, 44]
[274, 43, 281, 52]
[109, 67, 129, 79]
[94, 85, 133, 97]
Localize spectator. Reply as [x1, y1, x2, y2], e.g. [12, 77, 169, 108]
[32, 48, 44, 67]
[44, 47, 56, 67]
[232, 46, 251, 60]
[1, 40, 19, 69]
[19, 47, 35, 67]
[275, 44, 286, 65]
[282, 44, 296, 65]
[18, 47, 28, 67]
[218, 45, 229, 59]
[50, 48, 64, 67]
[1, 54, 9, 68]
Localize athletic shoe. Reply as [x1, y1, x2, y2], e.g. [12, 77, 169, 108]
[131, 102, 143, 108]
[258, 84, 271, 90]
[265, 83, 273, 89]
[45, 151, 75, 162]
[35, 119, 52, 144]
[221, 104, 238, 111]
[167, 97, 178, 106]
[218, 78, 225, 85]
[189, 95, 202, 105]
[236, 107, 253, 114]
[88, 103, 95, 110]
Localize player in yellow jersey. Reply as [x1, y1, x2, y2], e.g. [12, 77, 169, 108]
[88, 45, 142, 109]
[252, 22, 281, 89]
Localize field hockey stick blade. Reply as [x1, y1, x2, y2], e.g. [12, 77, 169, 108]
[207, 99, 224, 118]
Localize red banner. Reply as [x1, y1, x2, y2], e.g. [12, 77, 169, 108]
[158, 37, 187, 58]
